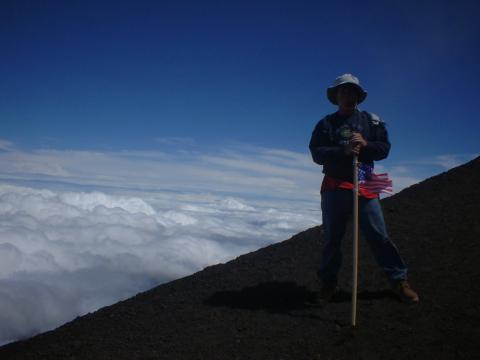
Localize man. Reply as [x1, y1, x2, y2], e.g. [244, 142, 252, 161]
[309, 74, 419, 303]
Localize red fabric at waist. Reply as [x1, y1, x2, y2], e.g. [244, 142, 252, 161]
[321, 176, 379, 199]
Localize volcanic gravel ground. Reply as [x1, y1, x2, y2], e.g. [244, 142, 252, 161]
[1, 157, 480, 359]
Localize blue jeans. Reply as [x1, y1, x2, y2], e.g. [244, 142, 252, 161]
[319, 189, 407, 286]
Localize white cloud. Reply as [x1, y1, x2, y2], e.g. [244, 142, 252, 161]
[0, 140, 14, 152]
[154, 137, 197, 147]
[0, 183, 319, 345]
[397, 153, 479, 171]
[0, 144, 321, 199]
[430, 154, 478, 170]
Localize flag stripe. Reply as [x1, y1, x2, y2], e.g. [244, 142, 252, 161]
[358, 164, 394, 195]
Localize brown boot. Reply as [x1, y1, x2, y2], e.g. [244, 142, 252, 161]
[392, 280, 419, 303]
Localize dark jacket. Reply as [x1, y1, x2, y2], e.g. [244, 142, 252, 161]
[309, 110, 391, 183]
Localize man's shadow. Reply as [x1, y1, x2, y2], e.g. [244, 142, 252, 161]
[204, 281, 315, 313]
[204, 281, 398, 313]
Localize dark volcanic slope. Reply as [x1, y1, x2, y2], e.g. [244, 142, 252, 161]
[2, 157, 480, 359]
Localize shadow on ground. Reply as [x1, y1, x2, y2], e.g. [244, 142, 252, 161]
[204, 281, 399, 312]
[204, 281, 316, 312]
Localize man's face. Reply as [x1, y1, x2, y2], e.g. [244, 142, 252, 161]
[336, 84, 360, 107]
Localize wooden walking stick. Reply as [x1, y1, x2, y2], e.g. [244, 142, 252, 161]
[352, 155, 359, 327]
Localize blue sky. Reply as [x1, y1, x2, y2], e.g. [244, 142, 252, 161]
[2, 0, 478, 160]
[0, 0, 479, 345]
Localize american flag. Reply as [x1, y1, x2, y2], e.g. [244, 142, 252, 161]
[358, 163, 393, 195]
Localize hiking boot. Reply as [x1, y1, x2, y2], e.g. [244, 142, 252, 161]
[392, 280, 419, 303]
[318, 283, 339, 302]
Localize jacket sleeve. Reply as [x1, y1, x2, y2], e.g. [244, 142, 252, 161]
[359, 121, 391, 162]
[309, 119, 344, 165]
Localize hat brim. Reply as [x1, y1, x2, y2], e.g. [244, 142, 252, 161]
[327, 83, 367, 105]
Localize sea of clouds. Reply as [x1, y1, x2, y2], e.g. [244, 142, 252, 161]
[0, 183, 321, 344]
[1, 139, 471, 345]
[0, 141, 329, 345]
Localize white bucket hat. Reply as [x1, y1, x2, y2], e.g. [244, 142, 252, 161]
[327, 73, 367, 105]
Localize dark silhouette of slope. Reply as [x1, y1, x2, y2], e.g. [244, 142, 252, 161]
[1, 157, 480, 359]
